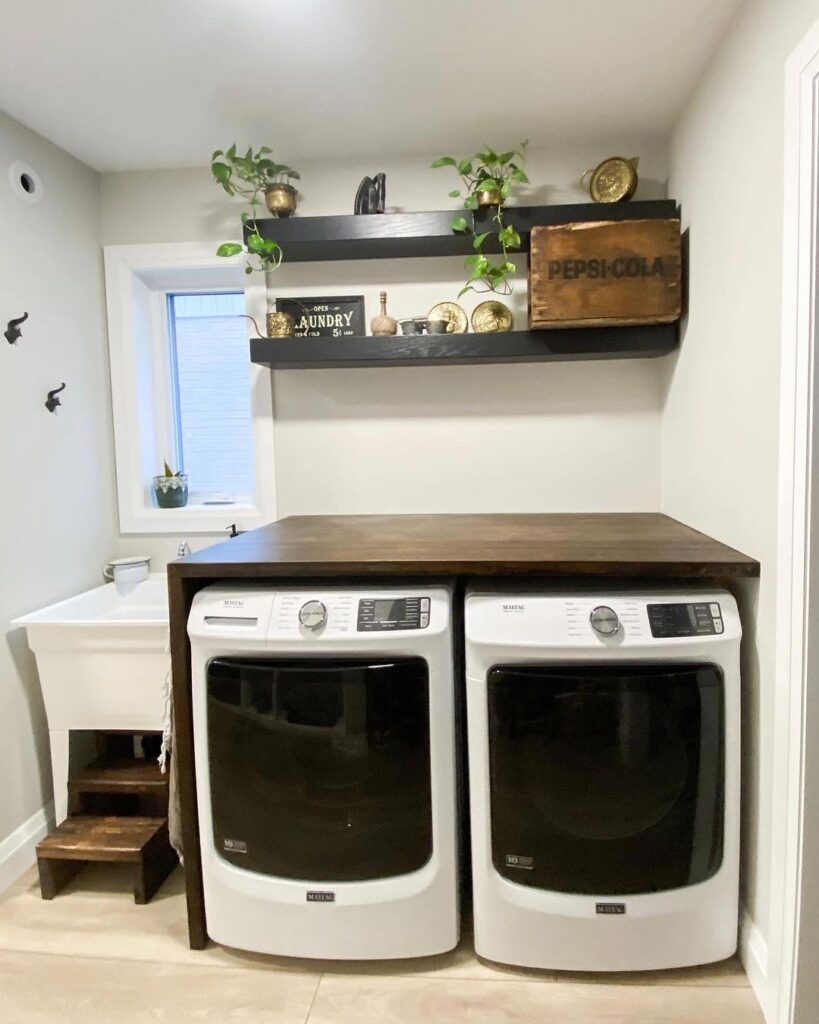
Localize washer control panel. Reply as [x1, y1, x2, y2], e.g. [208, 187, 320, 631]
[357, 596, 430, 632]
[648, 602, 723, 638]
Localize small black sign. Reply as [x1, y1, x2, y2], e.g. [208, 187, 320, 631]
[276, 295, 365, 338]
[596, 902, 626, 915]
[306, 890, 335, 902]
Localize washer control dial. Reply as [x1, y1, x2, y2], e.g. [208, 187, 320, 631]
[299, 600, 327, 630]
[590, 605, 620, 636]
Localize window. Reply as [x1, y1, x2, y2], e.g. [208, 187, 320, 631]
[167, 292, 255, 502]
[104, 242, 276, 533]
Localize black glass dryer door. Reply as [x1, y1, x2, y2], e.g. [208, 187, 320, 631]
[488, 663, 724, 895]
[207, 657, 432, 881]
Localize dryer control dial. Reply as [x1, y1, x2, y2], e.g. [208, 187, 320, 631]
[590, 605, 620, 636]
[299, 600, 327, 631]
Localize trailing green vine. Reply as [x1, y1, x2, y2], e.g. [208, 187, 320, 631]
[211, 144, 299, 274]
[432, 142, 529, 296]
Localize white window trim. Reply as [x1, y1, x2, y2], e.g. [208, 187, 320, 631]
[103, 241, 277, 534]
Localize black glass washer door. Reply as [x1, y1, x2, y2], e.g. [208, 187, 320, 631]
[207, 657, 432, 882]
[488, 662, 724, 895]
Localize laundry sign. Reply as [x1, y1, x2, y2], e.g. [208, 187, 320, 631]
[276, 295, 365, 338]
[529, 218, 682, 329]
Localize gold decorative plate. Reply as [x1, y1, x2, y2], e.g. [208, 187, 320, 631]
[589, 156, 639, 204]
[471, 300, 513, 333]
[428, 301, 468, 334]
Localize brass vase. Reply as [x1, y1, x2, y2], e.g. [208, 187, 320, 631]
[264, 183, 297, 217]
[266, 311, 296, 337]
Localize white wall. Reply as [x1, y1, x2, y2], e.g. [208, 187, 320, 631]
[0, 112, 118, 849]
[663, 0, 819, 1017]
[100, 139, 670, 562]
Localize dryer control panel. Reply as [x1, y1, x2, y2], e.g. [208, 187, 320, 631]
[648, 602, 723, 638]
[357, 596, 430, 632]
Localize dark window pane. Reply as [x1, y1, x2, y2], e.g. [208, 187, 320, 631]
[207, 657, 432, 882]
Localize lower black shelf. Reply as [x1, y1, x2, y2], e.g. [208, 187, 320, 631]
[250, 325, 678, 370]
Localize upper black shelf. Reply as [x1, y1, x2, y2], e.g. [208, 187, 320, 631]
[251, 200, 678, 263]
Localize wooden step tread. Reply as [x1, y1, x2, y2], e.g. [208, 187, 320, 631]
[37, 816, 168, 863]
[69, 758, 167, 795]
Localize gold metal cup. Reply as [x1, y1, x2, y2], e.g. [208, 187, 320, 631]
[266, 311, 296, 337]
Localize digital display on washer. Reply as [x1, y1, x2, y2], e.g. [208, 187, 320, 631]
[357, 596, 430, 631]
[648, 602, 723, 638]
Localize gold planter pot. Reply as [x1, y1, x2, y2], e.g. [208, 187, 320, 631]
[266, 311, 296, 337]
[264, 183, 297, 217]
[476, 188, 502, 207]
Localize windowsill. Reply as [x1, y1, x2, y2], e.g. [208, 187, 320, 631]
[120, 502, 266, 535]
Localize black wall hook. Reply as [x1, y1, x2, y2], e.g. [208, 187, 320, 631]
[5, 312, 28, 344]
[45, 382, 66, 413]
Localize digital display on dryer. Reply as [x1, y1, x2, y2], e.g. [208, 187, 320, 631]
[373, 600, 402, 621]
[357, 597, 430, 631]
[648, 603, 723, 638]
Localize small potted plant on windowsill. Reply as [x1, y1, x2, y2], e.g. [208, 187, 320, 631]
[153, 462, 188, 509]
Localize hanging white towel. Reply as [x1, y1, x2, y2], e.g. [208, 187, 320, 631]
[159, 632, 184, 862]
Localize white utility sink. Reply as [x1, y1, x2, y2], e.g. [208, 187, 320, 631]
[12, 574, 170, 824]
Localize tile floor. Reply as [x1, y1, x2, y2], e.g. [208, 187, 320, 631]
[0, 864, 765, 1023]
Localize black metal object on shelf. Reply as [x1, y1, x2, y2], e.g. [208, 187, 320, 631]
[354, 172, 386, 214]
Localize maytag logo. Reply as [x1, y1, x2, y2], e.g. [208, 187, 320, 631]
[223, 598, 245, 609]
[596, 902, 626, 915]
[306, 891, 335, 903]
[502, 603, 526, 613]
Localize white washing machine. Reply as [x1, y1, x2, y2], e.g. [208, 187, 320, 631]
[189, 584, 459, 959]
[465, 587, 740, 972]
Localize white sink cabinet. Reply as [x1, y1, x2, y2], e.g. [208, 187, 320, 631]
[12, 575, 170, 824]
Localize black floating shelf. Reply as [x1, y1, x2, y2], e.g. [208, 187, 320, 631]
[250, 325, 678, 370]
[251, 200, 678, 263]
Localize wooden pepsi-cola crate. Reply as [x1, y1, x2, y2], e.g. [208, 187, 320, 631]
[529, 218, 682, 329]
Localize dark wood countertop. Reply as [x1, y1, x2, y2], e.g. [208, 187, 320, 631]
[169, 513, 759, 579]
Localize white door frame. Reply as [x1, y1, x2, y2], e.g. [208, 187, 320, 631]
[773, 16, 819, 1024]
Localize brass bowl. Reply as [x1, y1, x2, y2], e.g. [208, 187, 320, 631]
[428, 301, 468, 334]
[471, 300, 513, 333]
[264, 183, 297, 217]
[588, 157, 638, 203]
[266, 311, 296, 337]
[476, 188, 502, 207]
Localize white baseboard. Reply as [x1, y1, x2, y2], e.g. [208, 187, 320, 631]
[741, 906, 773, 1022]
[0, 802, 53, 894]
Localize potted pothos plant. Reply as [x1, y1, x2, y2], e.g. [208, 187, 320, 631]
[211, 145, 300, 275]
[432, 142, 529, 296]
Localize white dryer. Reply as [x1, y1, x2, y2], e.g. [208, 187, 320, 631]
[189, 584, 458, 959]
[465, 588, 740, 972]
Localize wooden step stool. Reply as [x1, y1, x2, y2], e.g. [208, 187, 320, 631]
[68, 756, 169, 817]
[37, 816, 177, 904]
[37, 736, 176, 903]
